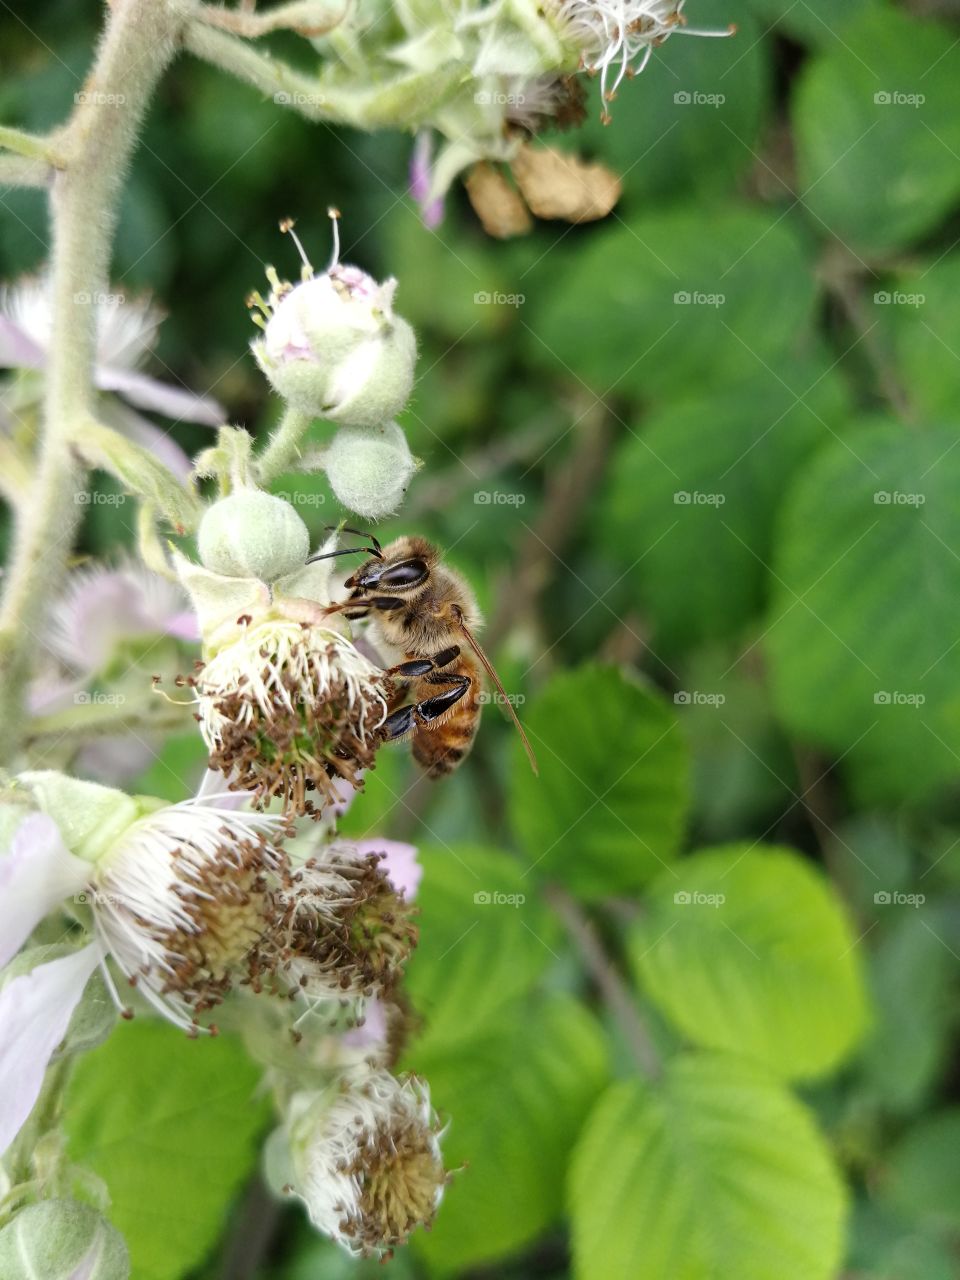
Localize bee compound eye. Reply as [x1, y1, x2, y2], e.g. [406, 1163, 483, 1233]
[380, 558, 429, 588]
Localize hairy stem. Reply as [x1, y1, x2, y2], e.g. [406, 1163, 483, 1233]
[256, 403, 315, 485]
[0, 154, 50, 188]
[0, 0, 187, 758]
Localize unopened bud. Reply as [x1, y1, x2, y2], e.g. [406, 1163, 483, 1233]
[324, 422, 418, 519]
[198, 490, 310, 582]
[0, 1200, 130, 1280]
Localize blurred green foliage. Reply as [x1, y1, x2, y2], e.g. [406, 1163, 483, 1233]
[5, 0, 960, 1277]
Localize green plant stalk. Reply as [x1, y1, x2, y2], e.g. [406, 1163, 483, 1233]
[256, 404, 316, 486]
[0, 0, 186, 759]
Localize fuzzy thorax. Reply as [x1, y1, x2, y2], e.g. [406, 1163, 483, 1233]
[192, 620, 389, 817]
[294, 1069, 446, 1256]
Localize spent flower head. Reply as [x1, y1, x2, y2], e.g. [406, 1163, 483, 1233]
[287, 1067, 446, 1256]
[281, 842, 419, 1004]
[549, 0, 735, 119]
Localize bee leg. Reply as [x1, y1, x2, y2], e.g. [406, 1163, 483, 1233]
[379, 671, 470, 743]
[384, 646, 461, 681]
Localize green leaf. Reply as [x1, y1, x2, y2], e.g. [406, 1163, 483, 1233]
[408, 994, 608, 1272]
[765, 419, 960, 802]
[677, 646, 798, 841]
[598, 363, 850, 648]
[509, 664, 689, 898]
[568, 0, 769, 203]
[794, 10, 960, 253]
[631, 844, 868, 1079]
[527, 203, 816, 401]
[873, 255, 960, 423]
[746, 0, 880, 46]
[65, 1021, 269, 1280]
[569, 1055, 847, 1280]
[881, 1111, 960, 1233]
[129, 730, 209, 804]
[860, 906, 957, 1112]
[404, 844, 559, 1048]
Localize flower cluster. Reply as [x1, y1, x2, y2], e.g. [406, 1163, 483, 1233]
[302, 0, 733, 227]
[0, 233, 452, 1259]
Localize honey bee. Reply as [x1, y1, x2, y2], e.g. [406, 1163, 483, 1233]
[310, 529, 538, 778]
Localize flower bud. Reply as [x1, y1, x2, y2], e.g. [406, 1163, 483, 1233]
[198, 490, 310, 583]
[250, 218, 417, 428]
[324, 421, 418, 519]
[0, 1200, 130, 1280]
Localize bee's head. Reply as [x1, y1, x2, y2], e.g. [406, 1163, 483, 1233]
[346, 537, 435, 593]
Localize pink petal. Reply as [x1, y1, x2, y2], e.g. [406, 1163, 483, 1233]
[0, 315, 45, 369]
[341, 996, 388, 1050]
[0, 815, 89, 968]
[97, 365, 226, 426]
[0, 944, 100, 1156]
[114, 406, 193, 479]
[164, 609, 201, 644]
[352, 839, 421, 901]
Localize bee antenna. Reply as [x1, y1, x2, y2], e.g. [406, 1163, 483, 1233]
[323, 524, 383, 558]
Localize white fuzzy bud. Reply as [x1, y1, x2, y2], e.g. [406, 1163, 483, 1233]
[324, 421, 418, 520]
[198, 490, 310, 582]
[0, 1200, 130, 1280]
[252, 265, 416, 428]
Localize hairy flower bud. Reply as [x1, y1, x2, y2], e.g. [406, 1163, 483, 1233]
[0, 1199, 130, 1280]
[324, 421, 418, 519]
[287, 1068, 446, 1256]
[250, 215, 416, 428]
[198, 490, 310, 582]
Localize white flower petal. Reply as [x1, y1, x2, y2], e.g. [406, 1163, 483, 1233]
[97, 365, 226, 426]
[0, 815, 89, 968]
[0, 944, 100, 1156]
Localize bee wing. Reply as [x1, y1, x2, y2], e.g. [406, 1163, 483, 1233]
[457, 619, 539, 776]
